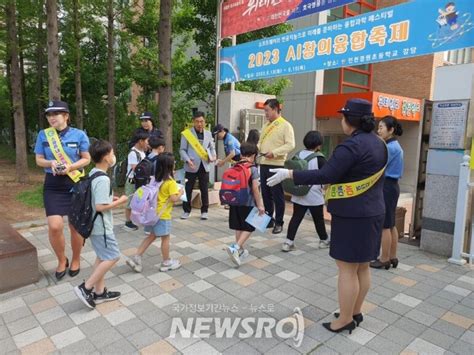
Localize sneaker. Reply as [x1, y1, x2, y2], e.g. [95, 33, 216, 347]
[239, 249, 249, 260]
[181, 212, 190, 220]
[200, 212, 209, 220]
[160, 259, 181, 272]
[281, 242, 295, 252]
[226, 244, 241, 266]
[319, 240, 330, 249]
[74, 282, 96, 309]
[124, 221, 139, 231]
[94, 288, 121, 304]
[126, 255, 143, 273]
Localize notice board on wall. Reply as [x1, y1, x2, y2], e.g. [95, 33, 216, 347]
[429, 100, 470, 150]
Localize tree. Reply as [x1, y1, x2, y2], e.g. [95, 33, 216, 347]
[6, 0, 28, 183]
[46, 0, 61, 100]
[35, 2, 46, 129]
[107, 0, 116, 148]
[72, 0, 84, 129]
[158, 0, 173, 149]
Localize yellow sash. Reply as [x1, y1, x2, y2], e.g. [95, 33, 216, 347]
[44, 127, 84, 183]
[326, 137, 388, 200]
[325, 167, 385, 200]
[181, 129, 209, 161]
[260, 116, 286, 144]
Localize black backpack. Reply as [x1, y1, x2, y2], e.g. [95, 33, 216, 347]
[69, 171, 111, 244]
[134, 155, 159, 189]
[113, 149, 141, 188]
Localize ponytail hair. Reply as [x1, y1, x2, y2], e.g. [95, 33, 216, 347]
[381, 115, 403, 136]
[344, 113, 376, 133]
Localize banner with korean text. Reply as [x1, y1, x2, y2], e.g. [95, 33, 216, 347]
[219, 0, 474, 84]
[221, 0, 355, 38]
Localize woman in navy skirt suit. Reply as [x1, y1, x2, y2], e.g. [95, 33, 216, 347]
[267, 99, 387, 334]
[34, 101, 91, 280]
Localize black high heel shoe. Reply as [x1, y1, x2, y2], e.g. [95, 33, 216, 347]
[68, 264, 80, 277]
[322, 321, 356, 334]
[55, 258, 69, 280]
[390, 258, 399, 268]
[334, 312, 364, 326]
[369, 259, 391, 270]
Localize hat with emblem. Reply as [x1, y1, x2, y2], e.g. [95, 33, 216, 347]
[139, 112, 153, 120]
[337, 98, 373, 116]
[45, 100, 69, 114]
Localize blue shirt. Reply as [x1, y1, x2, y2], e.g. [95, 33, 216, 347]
[34, 127, 90, 173]
[223, 132, 241, 161]
[385, 138, 404, 179]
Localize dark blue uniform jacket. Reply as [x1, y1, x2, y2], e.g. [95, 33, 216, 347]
[293, 130, 387, 218]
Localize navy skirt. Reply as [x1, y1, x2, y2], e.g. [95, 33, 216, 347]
[43, 174, 75, 217]
[329, 214, 384, 263]
[383, 178, 400, 229]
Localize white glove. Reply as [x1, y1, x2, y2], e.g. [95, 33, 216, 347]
[267, 168, 291, 187]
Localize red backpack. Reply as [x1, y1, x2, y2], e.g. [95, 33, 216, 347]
[219, 162, 253, 206]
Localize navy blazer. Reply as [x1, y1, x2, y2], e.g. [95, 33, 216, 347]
[293, 131, 387, 218]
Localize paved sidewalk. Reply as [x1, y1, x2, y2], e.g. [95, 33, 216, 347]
[1, 206, 474, 354]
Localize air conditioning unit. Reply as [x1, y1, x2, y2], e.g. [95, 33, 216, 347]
[239, 109, 266, 141]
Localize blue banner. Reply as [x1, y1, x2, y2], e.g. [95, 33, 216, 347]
[219, 0, 474, 84]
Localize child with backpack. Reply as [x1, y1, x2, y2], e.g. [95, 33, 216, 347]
[74, 140, 128, 309]
[133, 136, 166, 189]
[126, 152, 184, 272]
[282, 131, 330, 252]
[222, 142, 265, 267]
[124, 131, 149, 231]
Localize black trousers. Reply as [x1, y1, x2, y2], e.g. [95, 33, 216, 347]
[287, 203, 328, 241]
[183, 163, 209, 213]
[260, 164, 285, 225]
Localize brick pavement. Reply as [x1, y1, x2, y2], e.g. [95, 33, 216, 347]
[1, 206, 474, 354]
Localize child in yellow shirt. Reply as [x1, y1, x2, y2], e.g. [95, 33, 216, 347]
[127, 153, 184, 272]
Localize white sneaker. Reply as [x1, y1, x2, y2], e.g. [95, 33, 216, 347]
[181, 212, 190, 219]
[160, 259, 181, 272]
[239, 249, 249, 260]
[126, 255, 143, 273]
[226, 244, 241, 266]
[281, 242, 295, 252]
[200, 213, 208, 220]
[319, 240, 330, 249]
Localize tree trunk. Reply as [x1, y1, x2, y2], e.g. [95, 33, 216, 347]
[158, 0, 173, 150]
[46, 0, 61, 100]
[6, 0, 29, 183]
[5, 35, 15, 148]
[36, 4, 45, 129]
[107, 0, 116, 148]
[73, 0, 84, 129]
[18, 15, 29, 150]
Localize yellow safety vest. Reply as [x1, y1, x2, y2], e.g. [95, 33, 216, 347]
[260, 116, 286, 144]
[181, 129, 209, 161]
[44, 127, 84, 183]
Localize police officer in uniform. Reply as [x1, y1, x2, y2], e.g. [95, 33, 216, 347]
[34, 101, 91, 280]
[267, 99, 387, 334]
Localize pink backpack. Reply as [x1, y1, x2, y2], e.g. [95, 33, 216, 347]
[130, 179, 164, 226]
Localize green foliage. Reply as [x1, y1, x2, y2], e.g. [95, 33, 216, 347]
[0, 0, 292, 165]
[16, 185, 44, 208]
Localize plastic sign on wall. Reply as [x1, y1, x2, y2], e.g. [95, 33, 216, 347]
[221, 0, 355, 38]
[374, 93, 421, 122]
[220, 0, 474, 84]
